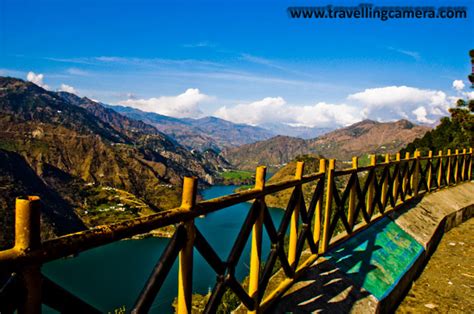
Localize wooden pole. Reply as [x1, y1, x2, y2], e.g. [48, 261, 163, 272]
[347, 157, 358, 231]
[468, 148, 473, 181]
[454, 149, 460, 183]
[392, 153, 401, 204]
[403, 152, 410, 196]
[177, 177, 197, 314]
[321, 159, 335, 253]
[288, 162, 304, 267]
[412, 151, 420, 196]
[427, 151, 433, 191]
[437, 150, 443, 188]
[248, 166, 266, 313]
[313, 159, 326, 249]
[367, 155, 376, 216]
[16, 196, 42, 314]
[381, 154, 390, 208]
[447, 149, 452, 186]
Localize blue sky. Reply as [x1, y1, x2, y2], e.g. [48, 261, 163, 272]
[1, 0, 473, 127]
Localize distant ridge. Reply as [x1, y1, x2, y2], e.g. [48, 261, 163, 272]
[223, 119, 430, 170]
[109, 105, 274, 151]
[222, 135, 308, 171]
[0, 77, 230, 245]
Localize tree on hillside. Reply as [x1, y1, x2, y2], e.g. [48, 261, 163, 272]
[403, 99, 474, 155]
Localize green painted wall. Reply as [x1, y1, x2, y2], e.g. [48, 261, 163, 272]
[325, 217, 424, 300]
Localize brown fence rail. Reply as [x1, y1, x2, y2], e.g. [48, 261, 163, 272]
[0, 148, 472, 313]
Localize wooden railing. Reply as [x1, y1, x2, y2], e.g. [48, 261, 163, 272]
[0, 148, 472, 313]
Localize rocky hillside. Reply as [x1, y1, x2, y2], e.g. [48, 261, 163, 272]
[223, 136, 308, 171]
[0, 77, 223, 246]
[58, 92, 227, 178]
[308, 119, 431, 160]
[109, 105, 274, 152]
[224, 119, 430, 171]
[183, 116, 275, 149]
[0, 149, 87, 249]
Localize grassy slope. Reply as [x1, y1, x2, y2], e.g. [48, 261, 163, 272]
[216, 170, 255, 185]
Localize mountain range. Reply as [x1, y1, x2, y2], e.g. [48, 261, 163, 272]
[222, 119, 430, 170]
[108, 105, 274, 152]
[107, 102, 430, 172]
[0, 76, 432, 248]
[260, 122, 332, 139]
[0, 77, 222, 246]
[107, 105, 342, 150]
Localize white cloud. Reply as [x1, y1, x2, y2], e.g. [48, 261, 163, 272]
[119, 88, 209, 118]
[214, 97, 361, 128]
[348, 86, 456, 124]
[387, 47, 421, 61]
[294, 103, 362, 127]
[215, 97, 286, 126]
[26, 71, 50, 90]
[58, 84, 77, 94]
[464, 91, 474, 99]
[452, 80, 465, 91]
[412, 106, 435, 124]
[215, 84, 462, 128]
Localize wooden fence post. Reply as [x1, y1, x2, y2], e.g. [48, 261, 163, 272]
[437, 150, 443, 188]
[427, 151, 433, 191]
[347, 157, 358, 231]
[468, 148, 473, 181]
[413, 151, 420, 197]
[381, 154, 390, 208]
[392, 153, 401, 204]
[288, 162, 304, 267]
[367, 155, 376, 216]
[321, 159, 335, 253]
[454, 149, 460, 183]
[461, 148, 467, 181]
[403, 152, 410, 196]
[177, 177, 197, 314]
[447, 149, 452, 186]
[248, 166, 266, 314]
[16, 196, 42, 314]
[314, 159, 326, 248]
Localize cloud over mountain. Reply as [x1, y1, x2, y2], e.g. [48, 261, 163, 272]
[347, 85, 456, 124]
[23, 70, 464, 128]
[119, 88, 209, 118]
[215, 84, 462, 128]
[58, 83, 77, 94]
[214, 97, 361, 128]
[26, 72, 50, 90]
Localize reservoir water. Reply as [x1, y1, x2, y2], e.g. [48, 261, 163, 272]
[43, 185, 284, 313]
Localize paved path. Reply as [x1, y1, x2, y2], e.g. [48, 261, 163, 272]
[397, 218, 474, 313]
[270, 183, 473, 313]
[270, 217, 423, 314]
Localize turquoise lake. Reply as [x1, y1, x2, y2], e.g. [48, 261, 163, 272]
[43, 185, 284, 313]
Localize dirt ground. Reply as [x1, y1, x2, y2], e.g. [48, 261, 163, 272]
[397, 218, 474, 313]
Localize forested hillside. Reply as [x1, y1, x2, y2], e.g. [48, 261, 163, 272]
[404, 99, 474, 154]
